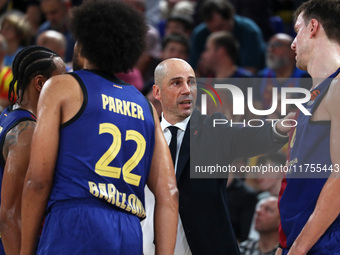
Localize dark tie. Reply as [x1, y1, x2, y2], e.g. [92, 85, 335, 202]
[168, 126, 178, 167]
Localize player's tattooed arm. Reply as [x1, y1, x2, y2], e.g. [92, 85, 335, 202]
[0, 120, 36, 255]
[3, 121, 36, 159]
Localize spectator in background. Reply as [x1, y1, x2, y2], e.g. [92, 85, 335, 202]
[161, 32, 190, 61]
[229, 0, 274, 41]
[200, 31, 254, 120]
[36, 30, 72, 71]
[0, 1, 42, 34]
[158, 0, 195, 38]
[160, 0, 195, 20]
[190, 0, 266, 74]
[201, 31, 253, 79]
[36, 30, 66, 60]
[0, 12, 33, 67]
[247, 152, 285, 242]
[164, 14, 193, 38]
[24, 2, 43, 35]
[38, 0, 75, 62]
[255, 33, 311, 111]
[240, 196, 280, 255]
[0, 34, 12, 111]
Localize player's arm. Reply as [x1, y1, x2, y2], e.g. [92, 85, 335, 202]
[147, 105, 178, 255]
[287, 80, 340, 255]
[20, 76, 68, 255]
[0, 120, 35, 255]
[275, 247, 282, 255]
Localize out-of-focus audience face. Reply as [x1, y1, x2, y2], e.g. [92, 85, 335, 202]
[201, 37, 216, 72]
[37, 30, 66, 60]
[166, 20, 186, 36]
[165, 15, 193, 38]
[0, 13, 33, 49]
[161, 33, 189, 61]
[266, 34, 294, 70]
[206, 12, 231, 33]
[25, 4, 43, 33]
[40, 0, 68, 30]
[162, 40, 188, 60]
[0, 21, 17, 43]
[255, 197, 280, 234]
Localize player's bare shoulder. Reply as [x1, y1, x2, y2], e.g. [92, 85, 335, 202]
[38, 73, 84, 124]
[41, 74, 81, 100]
[324, 75, 340, 117]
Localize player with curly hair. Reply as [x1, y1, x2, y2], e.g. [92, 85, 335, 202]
[20, 1, 178, 254]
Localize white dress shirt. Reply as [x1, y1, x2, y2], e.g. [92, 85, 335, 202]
[141, 113, 192, 255]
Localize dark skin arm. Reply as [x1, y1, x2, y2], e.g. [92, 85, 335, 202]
[0, 120, 35, 255]
[21, 75, 79, 255]
[147, 105, 179, 255]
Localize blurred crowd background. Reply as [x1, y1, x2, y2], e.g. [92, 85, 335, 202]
[0, 0, 311, 254]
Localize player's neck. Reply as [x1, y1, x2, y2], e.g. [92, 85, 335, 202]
[13, 100, 36, 116]
[16, 87, 38, 116]
[83, 60, 98, 70]
[308, 42, 340, 81]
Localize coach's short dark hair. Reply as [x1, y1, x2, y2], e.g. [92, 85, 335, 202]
[295, 0, 340, 44]
[201, 0, 234, 22]
[70, 0, 147, 73]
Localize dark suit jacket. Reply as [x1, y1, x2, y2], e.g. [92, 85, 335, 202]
[176, 109, 286, 255]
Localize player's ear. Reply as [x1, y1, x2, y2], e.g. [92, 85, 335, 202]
[34, 75, 47, 92]
[153, 84, 161, 100]
[309, 18, 319, 38]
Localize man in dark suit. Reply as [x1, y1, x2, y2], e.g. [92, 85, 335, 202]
[142, 58, 291, 255]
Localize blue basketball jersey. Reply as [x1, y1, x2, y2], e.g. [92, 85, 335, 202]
[279, 68, 340, 250]
[47, 69, 155, 220]
[0, 105, 36, 255]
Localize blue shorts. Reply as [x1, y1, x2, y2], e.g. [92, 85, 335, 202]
[38, 198, 142, 255]
[0, 238, 5, 255]
[282, 220, 340, 255]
